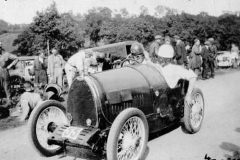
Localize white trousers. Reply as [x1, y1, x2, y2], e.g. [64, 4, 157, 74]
[65, 63, 76, 88]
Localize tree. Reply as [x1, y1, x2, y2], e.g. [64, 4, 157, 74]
[13, 2, 84, 56]
[120, 8, 129, 18]
[84, 7, 113, 45]
[140, 6, 149, 16]
[116, 18, 155, 46]
[154, 5, 165, 18]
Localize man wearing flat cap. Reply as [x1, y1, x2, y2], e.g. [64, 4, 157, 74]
[208, 38, 217, 78]
[201, 40, 211, 80]
[173, 35, 188, 66]
[34, 49, 48, 88]
[149, 35, 163, 63]
[48, 48, 64, 87]
[164, 36, 172, 45]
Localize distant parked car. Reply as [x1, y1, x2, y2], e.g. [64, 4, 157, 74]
[216, 51, 239, 68]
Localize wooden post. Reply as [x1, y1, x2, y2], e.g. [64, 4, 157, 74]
[47, 39, 50, 57]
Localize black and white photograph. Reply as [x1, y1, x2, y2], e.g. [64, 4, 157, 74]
[0, 0, 240, 160]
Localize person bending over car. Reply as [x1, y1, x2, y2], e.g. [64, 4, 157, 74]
[130, 42, 197, 105]
[65, 49, 105, 88]
[0, 41, 18, 108]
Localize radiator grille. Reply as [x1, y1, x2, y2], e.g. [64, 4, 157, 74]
[67, 79, 97, 127]
[107, 94, 144, 122]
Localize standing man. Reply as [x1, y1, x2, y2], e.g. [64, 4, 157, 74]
[65, 49, 105, 88]
[164, 36, 172, 45]
[208, 38, 217, 78]
[48, 48, 65, 87]
[201, 41, 210, 80]
[0, 41, 18, 108]
[174, 35, 188, 67]
[33, 50, 48, 88]
[231, 43, 239, 68]
[149, 35, 163, 63]
[189, 39, 202, 79]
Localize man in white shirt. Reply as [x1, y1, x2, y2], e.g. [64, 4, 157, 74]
[65, 49, 105, 88]
[156, 43, 197, 105]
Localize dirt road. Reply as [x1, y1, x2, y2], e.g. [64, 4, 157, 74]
[0, 69, 240, 160]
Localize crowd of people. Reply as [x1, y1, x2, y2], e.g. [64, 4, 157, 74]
[149, 35, 239, 80]
[0, 35, 239, 121]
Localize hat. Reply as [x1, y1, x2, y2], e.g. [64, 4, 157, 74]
[96, 52, 105, 63]
[174, 35, 180, 39]
[85, 49, 94, 56]
[204, 41, 210, 45]
[208, 38, 214, 42]
[38, 49, 45, 54]
[155, 35, 163, 40]
[157, 44, 174, 58]
[24, 81, 34, 92]
[194, 39, 199, 43]
[165, 36, 171, 42]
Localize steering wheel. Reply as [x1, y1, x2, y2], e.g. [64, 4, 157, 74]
[120, 58, 140, 67]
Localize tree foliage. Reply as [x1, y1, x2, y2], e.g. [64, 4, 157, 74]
[10, 3, 240, 56]
[13, 2, 84, 56]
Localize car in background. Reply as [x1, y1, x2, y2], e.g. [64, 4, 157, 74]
[91, 41, 137, 70]
[0, 56, 37, 105]
[9, 56, 37, 87]
[216, 51, 239, 68]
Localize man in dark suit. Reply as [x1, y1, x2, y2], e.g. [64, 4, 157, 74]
[208, 38, 217, 78]
[174, 35, 188, 66]
[201, 41, 211, 80]
[149, 35, 163, 63]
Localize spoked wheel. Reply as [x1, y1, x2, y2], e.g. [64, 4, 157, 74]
[107, 108, 149, 160]
[28, 100, 69, 157]
[181, 88, 204, 134]
[120, 59, 140, 67]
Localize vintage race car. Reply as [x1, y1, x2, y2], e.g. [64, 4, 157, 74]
[216, 51, 239, 67]
[28, 63, 204, 160]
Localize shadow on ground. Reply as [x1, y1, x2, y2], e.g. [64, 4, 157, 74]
[235, 128, 240, 133]
[220, 142, 240, 159]
[149, 122, 181, 141]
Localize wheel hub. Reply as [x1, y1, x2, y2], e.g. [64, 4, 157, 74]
[122, 132, 141, 151]
[191, 94, 203, 127]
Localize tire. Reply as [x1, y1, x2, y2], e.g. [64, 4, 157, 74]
[107, 108, 149, 160]
[181, 88, 204, 134]
[28, 100, 69, 157]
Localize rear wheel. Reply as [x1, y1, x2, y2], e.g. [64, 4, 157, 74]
[107, 108, 149, 160]
[28, 100, 68, 157]
[181, 88, 204, 134]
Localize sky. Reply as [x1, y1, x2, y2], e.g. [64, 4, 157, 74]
[0, 0, 240, 24]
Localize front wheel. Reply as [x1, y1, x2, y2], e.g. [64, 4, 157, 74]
[181, 88, 204, 134]
[107, 108, 149, 160]
[28, 100, 69, 157]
